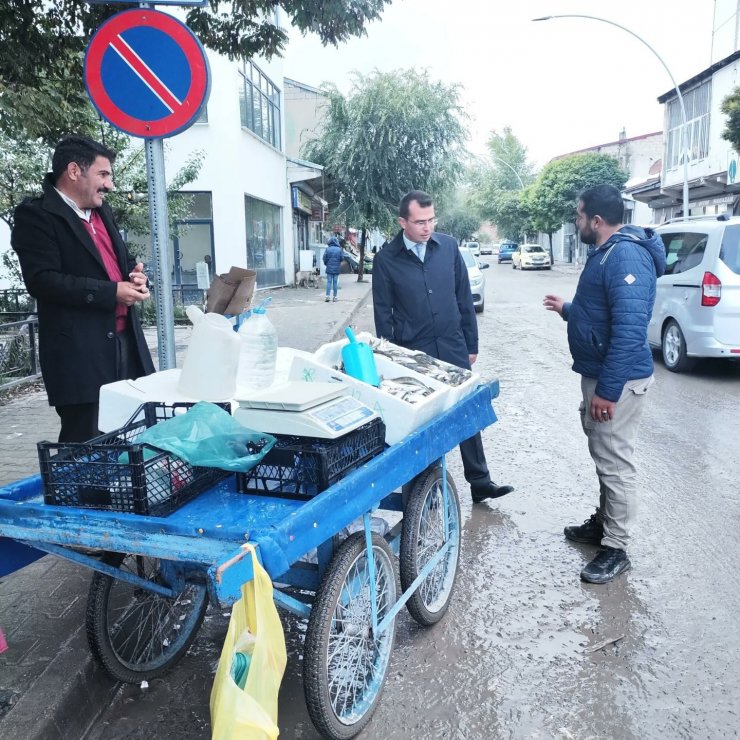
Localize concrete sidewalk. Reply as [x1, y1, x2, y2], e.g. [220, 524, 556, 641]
[0, 277, 372, 739]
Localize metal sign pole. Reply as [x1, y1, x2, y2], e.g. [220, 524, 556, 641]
[145, 138, 176, 370]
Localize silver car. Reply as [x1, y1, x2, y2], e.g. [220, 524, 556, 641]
[650, 216, 740, 371]
[459, 246, 488, 313]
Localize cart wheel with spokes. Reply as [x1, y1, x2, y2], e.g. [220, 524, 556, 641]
[400, 466, 461, 626]
[85, 552, 209, 683]
[304, 532, 398, 740]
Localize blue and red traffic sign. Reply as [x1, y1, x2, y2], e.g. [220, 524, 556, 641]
[84, 9, 210, 138]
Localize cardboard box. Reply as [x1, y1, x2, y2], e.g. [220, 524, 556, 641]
[206, 267, 257, 315]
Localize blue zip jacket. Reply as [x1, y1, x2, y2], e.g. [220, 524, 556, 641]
[561, 225, 666, 401]
[323, 237, 344, 275]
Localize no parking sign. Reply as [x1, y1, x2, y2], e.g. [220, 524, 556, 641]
[84, 9, 210, 138]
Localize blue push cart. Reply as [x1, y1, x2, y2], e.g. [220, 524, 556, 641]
[0, 382, 499, 739]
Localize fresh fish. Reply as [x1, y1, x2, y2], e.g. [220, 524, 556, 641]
[368, 338, 471, 386]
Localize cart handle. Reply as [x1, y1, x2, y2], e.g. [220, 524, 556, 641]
[215, 542, 257, 584]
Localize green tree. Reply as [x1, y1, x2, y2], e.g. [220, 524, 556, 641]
[436, 209, 480, 244]
[485, 127, 535, 191]
[527, 152, 628, 260]
[468, 127, 535, 237]
[490, 189, 533, 243]
[721, 85, 740, 152]
[303, 70, 467, 280]
[0, 0, 392, 141]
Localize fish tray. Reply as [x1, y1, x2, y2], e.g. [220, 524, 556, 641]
[236, 418, 386, 500]
[289, 349, 451, 445]
[38, 402, 230, 516]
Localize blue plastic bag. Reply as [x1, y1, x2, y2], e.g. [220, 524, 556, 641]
[135, 402, 276, 473]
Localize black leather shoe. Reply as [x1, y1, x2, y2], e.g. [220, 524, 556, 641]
[471, 482, 514, 503]
[581, 546, 631, 584]
[564, 511, 604, 545]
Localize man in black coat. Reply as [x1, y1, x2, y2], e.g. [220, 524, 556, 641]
[372, 190, 513, 503]
[12, 135, 155, 443]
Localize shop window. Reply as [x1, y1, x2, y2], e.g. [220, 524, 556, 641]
[245, 195, 283, 287]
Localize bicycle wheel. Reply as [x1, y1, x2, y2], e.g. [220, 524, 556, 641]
[304, 532, 398, 740]
[85, 553, 208, 683]
[400, 467, 461, 626]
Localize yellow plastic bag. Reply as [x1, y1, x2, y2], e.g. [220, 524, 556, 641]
[210, 544, 287, 739]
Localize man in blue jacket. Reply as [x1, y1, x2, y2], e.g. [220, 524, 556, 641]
[544, 184, 665, 584]
[373, 190, 513, 504]
[322, 236, 346, 302]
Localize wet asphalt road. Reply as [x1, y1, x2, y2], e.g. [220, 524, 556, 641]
[87, 262, 740, 739]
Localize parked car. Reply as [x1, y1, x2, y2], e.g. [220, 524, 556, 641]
[465, 241, 481, 257]
[340, 251, 373, 274]
[512, 244, 551, 270]
[497, 241, 518, 263]
[480, 243, 494, 255]
[459, 246, 488, 313]
[649, 215, 740, 372]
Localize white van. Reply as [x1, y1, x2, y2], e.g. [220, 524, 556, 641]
[650, 216, 740, 371]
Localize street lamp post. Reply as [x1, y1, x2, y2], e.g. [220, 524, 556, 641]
[533, 14, 690, 219]
[492, 155, 525, 189]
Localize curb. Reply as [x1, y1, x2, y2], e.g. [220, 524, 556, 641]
[330, 278, 372, 342]
[1, 627, 118, 740]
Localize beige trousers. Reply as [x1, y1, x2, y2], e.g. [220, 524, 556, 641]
[579, 375, 653, 550]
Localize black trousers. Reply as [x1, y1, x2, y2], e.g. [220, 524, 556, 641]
[459, 432, 491, 488]
[55, 330, 143, 443]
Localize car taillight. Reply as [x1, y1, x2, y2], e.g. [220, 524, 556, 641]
[701, 272, 721, 306]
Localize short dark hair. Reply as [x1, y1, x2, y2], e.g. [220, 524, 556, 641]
[399, 190, 433, 219]
[51, 136, 117, 181]
[578, 184, 624, 225]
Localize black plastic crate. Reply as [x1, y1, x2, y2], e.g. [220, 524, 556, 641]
[38, 402, 230, 516]
[236, 417, 386, 500]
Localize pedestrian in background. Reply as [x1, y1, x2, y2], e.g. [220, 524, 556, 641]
[323, 235, 346, 302]
[373, 189, 513, 504]
[544, 184, 665, 584]
[12, 135, 155, 443]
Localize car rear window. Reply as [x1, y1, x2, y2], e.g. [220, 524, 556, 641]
[659, 231, 708, 275]
[720, 224, 740, 275]
[459, 249, 475, 267]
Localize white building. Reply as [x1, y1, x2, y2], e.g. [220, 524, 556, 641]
[162, 16, 293, 292]
[629, 1, 740, 220]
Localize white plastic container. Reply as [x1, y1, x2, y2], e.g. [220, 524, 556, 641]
[177, 306, 240, 401]
[236, 304, 278, 397]
[312, 333, 481, 411]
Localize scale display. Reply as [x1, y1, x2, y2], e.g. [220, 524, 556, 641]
[234, 382, 378, 439]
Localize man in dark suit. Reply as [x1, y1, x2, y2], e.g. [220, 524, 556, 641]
[372, 190, 513, 504]
[12, 135, 155, 442]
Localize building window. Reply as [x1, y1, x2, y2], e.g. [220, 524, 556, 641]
[245, 195, 283, 288]
[170, 192, 214, 289]
[238, 60, 281, 149]
[666, 80, 710, 169]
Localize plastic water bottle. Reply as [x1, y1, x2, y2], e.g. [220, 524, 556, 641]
[236, 298, 277, 396]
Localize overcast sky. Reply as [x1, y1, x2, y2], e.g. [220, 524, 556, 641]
[283, 0, 717, 168]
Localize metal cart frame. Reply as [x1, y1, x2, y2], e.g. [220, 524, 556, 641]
[0, 382, 498, 739]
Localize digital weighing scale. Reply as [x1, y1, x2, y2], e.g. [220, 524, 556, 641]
[233, 382, 379, 439]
